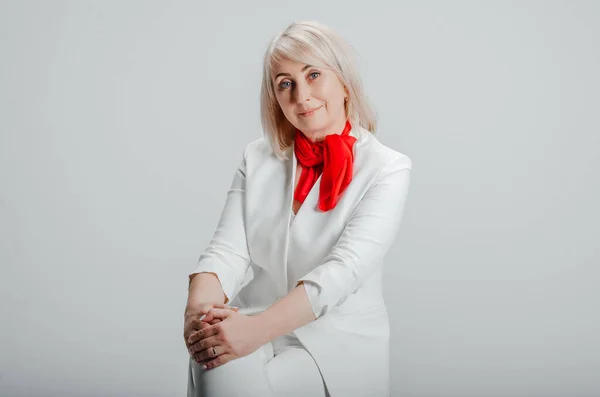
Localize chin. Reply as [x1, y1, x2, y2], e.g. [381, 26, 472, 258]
[298, 118, 326, 129]
[298, 125, 322, 135]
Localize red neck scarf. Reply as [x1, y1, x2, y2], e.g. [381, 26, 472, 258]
[293, 120, 357, 211]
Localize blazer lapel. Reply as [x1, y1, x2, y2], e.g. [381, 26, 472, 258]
[246, 146, 294, 297]
[290, 144, 324, 216]
[289, 150, 321, 234]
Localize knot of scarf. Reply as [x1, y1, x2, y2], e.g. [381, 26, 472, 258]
[293, 120, 357, 211]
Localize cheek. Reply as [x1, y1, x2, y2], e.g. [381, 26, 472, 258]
[276, 100, 297, 121]
[275, 94, 290, 111]
[276, 91, 292, 106]
[318, 81, 344, 107]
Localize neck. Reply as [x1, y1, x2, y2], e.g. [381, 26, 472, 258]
[301, 116, 348, 143]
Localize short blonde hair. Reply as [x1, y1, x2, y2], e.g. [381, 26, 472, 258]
[260, 20, 377, 159]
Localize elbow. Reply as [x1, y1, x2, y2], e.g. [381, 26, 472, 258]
[298, 261, 362, 318]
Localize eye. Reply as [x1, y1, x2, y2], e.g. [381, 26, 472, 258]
[309, 72, 320, 79]
[278, 80, 291, 89]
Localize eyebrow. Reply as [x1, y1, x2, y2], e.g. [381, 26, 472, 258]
[274, 64, 313, 80]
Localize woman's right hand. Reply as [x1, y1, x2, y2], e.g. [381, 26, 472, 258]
[184, 302, 238, 352]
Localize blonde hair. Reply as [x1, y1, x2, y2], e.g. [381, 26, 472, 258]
[260, 20, 377, 159]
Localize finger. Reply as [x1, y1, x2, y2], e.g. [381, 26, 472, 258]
[188, 324, 219, 345]
[185, 317, 204, 333]
[199, 306, 237, 324]
[193, 312, 217, 327]
[212, 303, 239, 311]
[190, 337, 221, 359]
[204, 353, 235, 370]
[196, 305, 219, 318]
[200, 311, 215, 323]
[208, 308, 235, 320]
[189, 334, 219, 355]
[192, 304, 236, 322]
[190, 321, 216, 348]
[192, 320, 211, 332]
[195, 347, 228, 367]
[188, 322, 211, 343]
[185, 321, 204, 344]
[188, 341, 219, 364]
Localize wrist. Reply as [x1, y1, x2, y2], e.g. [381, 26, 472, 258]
[253, 311, 277, 343]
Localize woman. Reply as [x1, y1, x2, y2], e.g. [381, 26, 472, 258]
[184, 20, 412, 397]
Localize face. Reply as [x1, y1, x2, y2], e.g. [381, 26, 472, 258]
[271, 58, 349, 140]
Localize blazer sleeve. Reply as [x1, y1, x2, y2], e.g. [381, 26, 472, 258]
[188, 146, 252, 304]
[302, 281, 324, 318]
[296, 154, 412, 318]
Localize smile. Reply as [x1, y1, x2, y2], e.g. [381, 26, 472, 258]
[299, 105, 322, 117]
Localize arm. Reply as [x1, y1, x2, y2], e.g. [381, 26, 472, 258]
[187, 146, 252, 307]
[253, 281, 316, 342]
[185, 273, 227, 314]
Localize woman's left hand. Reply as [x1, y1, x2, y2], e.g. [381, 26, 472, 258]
[187, 309, 266, 369]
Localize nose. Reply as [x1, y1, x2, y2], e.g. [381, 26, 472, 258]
[294, 81, 312, 105]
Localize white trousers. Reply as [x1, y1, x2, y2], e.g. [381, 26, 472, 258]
[187, 308, 327, 397]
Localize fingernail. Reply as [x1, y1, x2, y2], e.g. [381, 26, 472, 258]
[199, 314, 206, 321]
[201, 365, 207, 370]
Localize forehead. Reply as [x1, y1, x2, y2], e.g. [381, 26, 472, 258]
[271, 59, 332, 83]
[271, 58, 307, 75]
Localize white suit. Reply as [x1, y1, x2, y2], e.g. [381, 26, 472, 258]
[190, 126, 412, 396]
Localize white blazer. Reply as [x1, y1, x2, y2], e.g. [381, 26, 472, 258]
[191, 125, 412, 397]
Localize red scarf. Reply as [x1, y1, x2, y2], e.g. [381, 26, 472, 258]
[294, 120, 357, 211]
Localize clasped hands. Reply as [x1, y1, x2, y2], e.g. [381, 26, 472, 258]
[184, 302, 266, 370]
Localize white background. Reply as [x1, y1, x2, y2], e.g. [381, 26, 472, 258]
[1, 1, 598, 396]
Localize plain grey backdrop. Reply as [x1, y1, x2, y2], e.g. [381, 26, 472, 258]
[1, 1, 598, 396]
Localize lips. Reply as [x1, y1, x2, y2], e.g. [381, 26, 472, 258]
[299, 105, 322, 116]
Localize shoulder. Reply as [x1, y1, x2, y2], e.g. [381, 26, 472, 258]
[238, 137, 283, 176]
[242, 137, 271, 158]
[354, 127, 412, 174]
[241, 136, 290, 166]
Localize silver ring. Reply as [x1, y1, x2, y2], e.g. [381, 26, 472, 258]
[212, 347, 217, 357]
